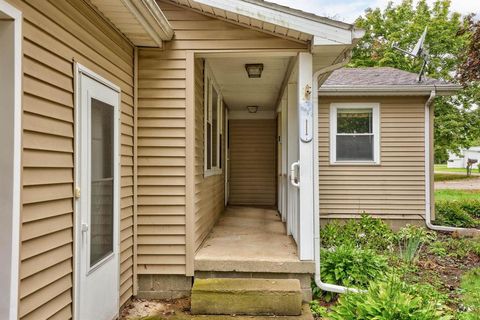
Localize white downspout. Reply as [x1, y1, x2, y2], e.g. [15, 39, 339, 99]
[424, 89, 478, 233]
[312, 56, 362, 294]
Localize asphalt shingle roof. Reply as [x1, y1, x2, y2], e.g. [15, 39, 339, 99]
[323, 67, 450, 87]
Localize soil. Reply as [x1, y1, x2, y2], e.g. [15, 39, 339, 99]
[120, 298, 190, 320]
[411, 233, 480, 309]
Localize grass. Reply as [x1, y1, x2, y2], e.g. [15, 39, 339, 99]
[434, 173, 475, 182]
[435, 164, 474, 174]
[435, 189, 480, 201]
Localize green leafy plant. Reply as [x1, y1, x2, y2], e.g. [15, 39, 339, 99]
[318, 245, 388, 301]
[321, 214, 395, 251]
[457, 268, 480, 320]
[328, 277, 451, 320]
[435, 201, 478, 228]
[397, 225, 436, 263]
[460, 200, 480, 219]
[309, 300, 328, 319]
[429, 237, 480, 259]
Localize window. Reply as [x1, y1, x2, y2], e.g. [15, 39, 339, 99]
[204, 63, 224, 175]
[330, 103, 380, 164]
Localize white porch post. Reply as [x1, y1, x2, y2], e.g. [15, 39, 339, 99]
[297, 52, 314, 260]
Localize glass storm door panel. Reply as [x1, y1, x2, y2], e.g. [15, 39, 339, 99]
[76, 71, 119, 320]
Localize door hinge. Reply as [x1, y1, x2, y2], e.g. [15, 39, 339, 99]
[75, 187, 81, 199]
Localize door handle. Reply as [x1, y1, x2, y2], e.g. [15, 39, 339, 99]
[290, 161, 300, 188]
[81, 223, 89, 233]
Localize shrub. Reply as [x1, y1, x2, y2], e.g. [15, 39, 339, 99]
[328, 277, 451, 320]
[429, 237, 480, 259]
[321, 214, 395, 251]
[319, 245, 388, 297]
[309, 300, 328, 318]
[460, 200, 480, 219]
[434, 201, 478, 228]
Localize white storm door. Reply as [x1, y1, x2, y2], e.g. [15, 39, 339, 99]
[287, 83, 300, 242]
[76, 69, 120, 320]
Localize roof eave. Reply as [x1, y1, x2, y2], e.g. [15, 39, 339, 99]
[121, 0, 174, 46]
[318, 84, 463, 96]
[184, 0, 363, 47]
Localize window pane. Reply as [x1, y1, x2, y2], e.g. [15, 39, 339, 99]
[212, 88, 218, 167]
[336, 135, 374, 161]
[90, 98, 114, 267]
[337, 108, 372, 134]
[207, 123, 212, 169]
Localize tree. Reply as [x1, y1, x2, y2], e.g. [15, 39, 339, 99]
[350, 0, 480, 162]
[458, 17, 480, 83]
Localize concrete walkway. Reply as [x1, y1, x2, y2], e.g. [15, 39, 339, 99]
[195, 206, 314, 273]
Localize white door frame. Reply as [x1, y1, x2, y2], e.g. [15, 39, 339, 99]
[297, 53, 314, 261]
[74, 63, 121, 320]
[0, 2, 21, 319]
[224, 108, 229, 206]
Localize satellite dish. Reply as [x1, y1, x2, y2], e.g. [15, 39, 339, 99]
[392, 27, 429, 82]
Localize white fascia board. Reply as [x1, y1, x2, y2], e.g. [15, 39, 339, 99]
[190, 0, 356, 45]
[318, 84, 463, 96]
[122, 0, 174, 46]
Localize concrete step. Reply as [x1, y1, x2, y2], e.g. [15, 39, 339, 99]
[190, 278, 303, 316]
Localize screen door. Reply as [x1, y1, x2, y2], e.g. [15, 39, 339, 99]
[76, 68, 120, 320]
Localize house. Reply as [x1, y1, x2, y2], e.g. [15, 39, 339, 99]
[448, 147, 480, 169]
[0, 0, 461, 319]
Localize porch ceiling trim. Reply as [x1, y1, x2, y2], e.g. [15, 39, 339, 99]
[318, 84, 463, 96]
[90, 0, 174, 47]
[167, 0, 364, 48]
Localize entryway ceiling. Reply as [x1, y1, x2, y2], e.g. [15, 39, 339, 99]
[206, 56, 291, 112]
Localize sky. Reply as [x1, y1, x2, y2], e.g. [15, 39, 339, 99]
[274, 0, 480, 23]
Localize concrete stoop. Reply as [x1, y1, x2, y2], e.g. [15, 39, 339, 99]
[190, 278, 303, 316]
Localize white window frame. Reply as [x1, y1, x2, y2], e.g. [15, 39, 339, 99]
[0, 2, 21, 319]
[330, 103, 380, 165]
[204, 62, 223, 177]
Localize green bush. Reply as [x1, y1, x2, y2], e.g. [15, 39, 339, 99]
[321, 214, 395, 251]
[320, 245, 388, 292]
[460, 200, 480, 219]
[434, 201, 478, 228]
[429, 237, 480, 259]
[309, 300, 328, 318]
[328, 277, 451, 320]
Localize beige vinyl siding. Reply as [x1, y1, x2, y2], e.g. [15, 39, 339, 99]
[229, 119, 277, 206]
[318, 96, 427, 220]
[193, 58, 225, 251]
[137, 0, 306, 276]
[8, 0, 135, 318]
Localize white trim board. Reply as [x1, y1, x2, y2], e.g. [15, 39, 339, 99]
[0, 2, 22, 319]
[329, 103, 381, 166]
[181, 0, 360, 46]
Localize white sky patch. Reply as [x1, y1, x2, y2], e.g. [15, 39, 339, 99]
[273, 0, 480, 23]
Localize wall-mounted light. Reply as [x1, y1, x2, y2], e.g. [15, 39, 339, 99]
[245, 64, 264, 78]
[247, 106, 259, 113]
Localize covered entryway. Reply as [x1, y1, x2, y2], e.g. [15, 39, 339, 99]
[193, 51, 315, 271]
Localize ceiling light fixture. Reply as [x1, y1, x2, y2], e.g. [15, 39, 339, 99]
[245, 63, 264, 78]
[247, 106, 259, 113]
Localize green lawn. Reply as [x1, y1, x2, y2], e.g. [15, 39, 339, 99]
[435, 189, 480, 201]
[435, 164, 476, 174]
[434, 173, 475, 182]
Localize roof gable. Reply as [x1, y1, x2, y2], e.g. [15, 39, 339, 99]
[163, 0, 363, 47]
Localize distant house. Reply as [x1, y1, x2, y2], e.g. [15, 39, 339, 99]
[0, 0, 462, 319]
[448, 147, 480, 169]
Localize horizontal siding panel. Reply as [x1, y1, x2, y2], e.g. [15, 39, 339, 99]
[318, 97, 427, 220]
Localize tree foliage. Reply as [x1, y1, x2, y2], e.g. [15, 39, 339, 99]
[458, 17, 480, 83]
[350, 0, 480, 162]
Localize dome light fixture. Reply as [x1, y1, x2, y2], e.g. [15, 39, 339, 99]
[245, 63, 264, 78]
[247, 106, 259, 113]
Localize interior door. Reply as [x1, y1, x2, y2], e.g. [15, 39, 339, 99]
[76, 70, 120, 320]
